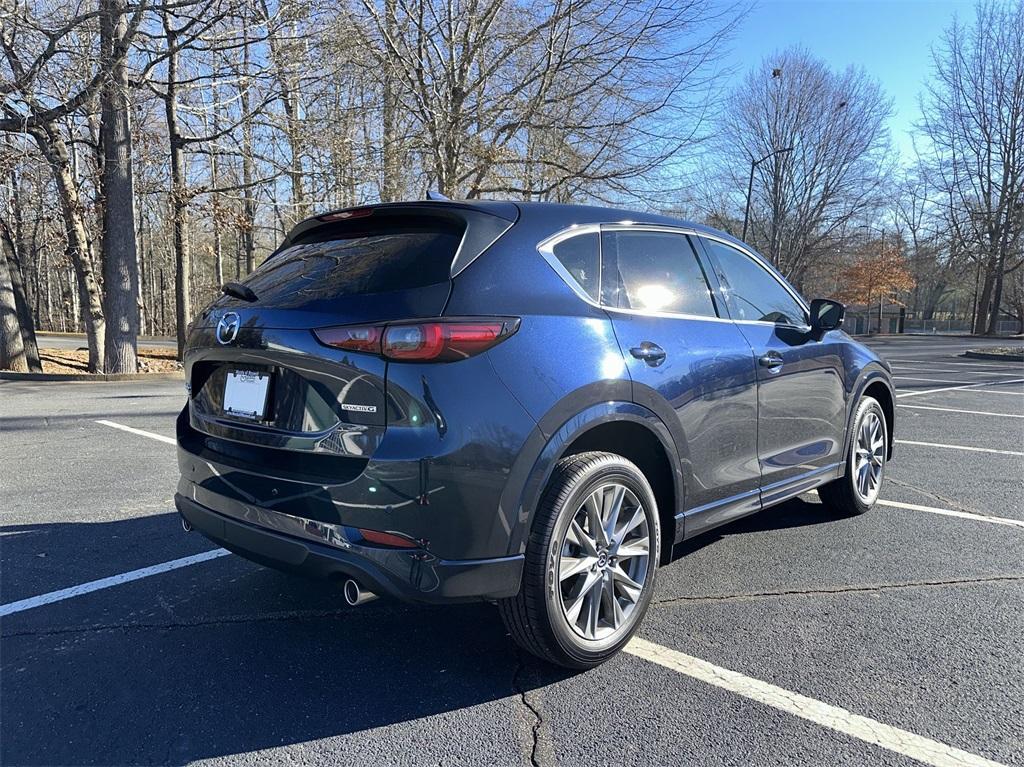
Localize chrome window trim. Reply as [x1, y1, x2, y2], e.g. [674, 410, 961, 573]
[536, 223, 732, 324]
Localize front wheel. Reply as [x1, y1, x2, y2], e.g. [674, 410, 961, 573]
[818, 396, 888, 516]
[498, 451, 661, 669]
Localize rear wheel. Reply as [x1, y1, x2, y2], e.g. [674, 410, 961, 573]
[498, 451, 660, 669]
[818, 396, 887, 516]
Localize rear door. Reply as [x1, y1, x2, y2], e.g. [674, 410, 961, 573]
[594, 227, 761, 532]
[697, 236, 847, 500]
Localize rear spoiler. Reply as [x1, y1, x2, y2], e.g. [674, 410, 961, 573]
[274, 201, 519, 278]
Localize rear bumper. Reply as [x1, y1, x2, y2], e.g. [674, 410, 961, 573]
[174, 493, 524, 603]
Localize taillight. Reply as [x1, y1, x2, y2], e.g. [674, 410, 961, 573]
[314, 318, 518, 362]
[313, 324, 382, 353]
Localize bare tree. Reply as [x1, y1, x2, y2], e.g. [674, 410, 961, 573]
[355, 0, 741, 200]
[1, 0, 146, 370]
[716, 48, 892, 287]
[919, 0, 1024, 335]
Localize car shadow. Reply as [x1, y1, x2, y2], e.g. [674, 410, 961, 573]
[3, 496, 839, 765]
[0, 512, 571, 766]
[671, 496, 838, 560]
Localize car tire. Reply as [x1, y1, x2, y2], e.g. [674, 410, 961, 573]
[818, 396, 888, 516]
[498, 451, 661, 669]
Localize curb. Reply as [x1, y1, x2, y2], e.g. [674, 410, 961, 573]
[0, 371, 184, 382]
[35, 332, 176, 342]
[963, 350, 1024, 363]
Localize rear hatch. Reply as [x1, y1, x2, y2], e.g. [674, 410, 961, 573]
[184, 203, 515, 466]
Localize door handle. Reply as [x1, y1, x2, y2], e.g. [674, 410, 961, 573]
[758, 352, 784, 370]
[630, 342, 666, 367]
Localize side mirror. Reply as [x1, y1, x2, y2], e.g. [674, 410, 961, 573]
[809, 298, 845, 333]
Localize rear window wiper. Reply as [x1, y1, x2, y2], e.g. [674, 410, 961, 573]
[222, 282, 258, 302]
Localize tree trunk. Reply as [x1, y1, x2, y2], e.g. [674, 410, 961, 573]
[240, 21, 257, 274]
[29, 124, 105, 371]
[0, 246, 28, 371]
[100, 0, 140, 373]
[1, 174, 42, 370]
[380, 0, 400, 202]
[985, 247, 1008, 336]
[973, 263, 995, 335]
[163, 16, 192, 357]
[6, 248, 42, 371]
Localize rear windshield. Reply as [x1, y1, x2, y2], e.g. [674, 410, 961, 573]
[241, 217, 464, 304]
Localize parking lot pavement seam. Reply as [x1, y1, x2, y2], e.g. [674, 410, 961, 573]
[651, 575, 1024, 607]
[511, 649, 546, 767]
[887, 477, 984, 515]
[0, 605, 420, 639]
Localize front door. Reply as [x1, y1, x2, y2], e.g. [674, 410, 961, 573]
[598, 227, 761, 535]
[697, 237, 847, 502]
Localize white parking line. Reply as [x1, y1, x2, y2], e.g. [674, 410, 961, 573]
[959, 390, 1024, 396]
[961, 371, 1024, 377]
[895, 378, 1024, 399]
[0, 549, 230, 617]
[889, 360, 1016, 369]
[891, 364, 1020, 375]
[894, 376, 981, 384]
[626, 638, 1007, 767]
[898, 404, 1024, 419]
[878, 500, 1024, 529]
[895, 439, 1024, 457]
[95, 419, 176, 445]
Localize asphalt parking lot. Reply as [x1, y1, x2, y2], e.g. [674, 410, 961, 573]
[2, 335, 1022, 767]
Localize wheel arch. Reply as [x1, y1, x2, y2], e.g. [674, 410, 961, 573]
[849, 369, 896, 460]
[503, 401, 685, 565]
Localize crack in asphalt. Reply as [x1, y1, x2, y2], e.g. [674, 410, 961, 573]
[511, 649, 544, 767]
[652, 574, 1024, 606]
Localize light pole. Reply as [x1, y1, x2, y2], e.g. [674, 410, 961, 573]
[741, 146, 793, 243]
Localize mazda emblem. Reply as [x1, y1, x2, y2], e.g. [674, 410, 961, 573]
[216, 312, 240, 345]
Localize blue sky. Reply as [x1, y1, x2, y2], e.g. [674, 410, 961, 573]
[721, 0, 973, 162]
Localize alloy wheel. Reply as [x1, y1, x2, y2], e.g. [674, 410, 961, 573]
[556, 482, 651, 641]
[853, 410, 885, 503]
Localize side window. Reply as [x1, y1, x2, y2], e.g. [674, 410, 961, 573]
[701, 239, 807, 326]
[551, 232, 600, 301]
[600, 231, 717, 317]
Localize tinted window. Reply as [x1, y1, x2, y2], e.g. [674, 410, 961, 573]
[702, 239, 807, 325]
[600, 231, 717, 317]
[242, 217, 463, 304]
[551, 232, 600, 300]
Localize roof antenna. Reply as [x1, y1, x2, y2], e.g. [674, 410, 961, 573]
[426, 190, 450, 201]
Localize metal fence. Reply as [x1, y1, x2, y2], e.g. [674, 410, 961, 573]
[844, 313, 1020, 336]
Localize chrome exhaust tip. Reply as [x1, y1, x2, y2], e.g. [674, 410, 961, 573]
[343, 579, 378, 606]
[181, 517, 193, 532]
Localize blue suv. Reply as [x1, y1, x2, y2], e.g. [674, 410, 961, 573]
[175, 200, 894, 668]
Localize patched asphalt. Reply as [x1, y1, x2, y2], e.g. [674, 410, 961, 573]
[2, 335, 1022, 766]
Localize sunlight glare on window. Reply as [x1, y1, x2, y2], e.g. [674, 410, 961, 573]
[635, 284, 676, 311]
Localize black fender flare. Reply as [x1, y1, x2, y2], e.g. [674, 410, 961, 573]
[496, 396, 686, 558]
[844, 366, 896, 461]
